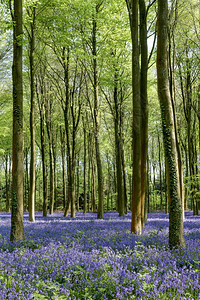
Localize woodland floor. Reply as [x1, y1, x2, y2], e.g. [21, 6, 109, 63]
[0, 211, 200, 299]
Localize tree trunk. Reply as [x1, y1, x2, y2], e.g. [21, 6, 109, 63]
[24, 147, 29, 211]
[39, 94, 48, 217]
[139, 0, 148, 228]
[60, 128, 67, 210]
[114, 69, 124, 217]
[48, 141, 54, 215]
[5, 155, 10, 212]
[87, 131, 91, 211]
[93, 8, 104, 219]
[91, 134, 96, 212]
[157, 0, 185, 248]
[28, 6, 36, 222]
[121, 141, 128, 214]
[76, 153, 80, 211]
[52, 132, 57, 210]
[126, 0, 142, 234]
[10, 0, 24, 241]
[158, 135, 163, 210]
[83, 125, 87, 213]
[129, 0, 142, 234]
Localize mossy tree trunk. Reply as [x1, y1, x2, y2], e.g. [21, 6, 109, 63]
[10, 0, 24, 241]
[157, 0, 185, 248]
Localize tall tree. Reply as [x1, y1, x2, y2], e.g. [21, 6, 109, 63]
[126, 0, 142, 234]
[26, 5, 36, 222]
[157, 0, 185, 248]
[9, 0, 24, 241]
[139, 0, 148, 229]
[92, 3, 104, 219]
[36, 71, 48, 217]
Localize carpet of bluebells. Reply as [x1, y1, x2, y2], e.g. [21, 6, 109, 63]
[1, 211, 200, 299]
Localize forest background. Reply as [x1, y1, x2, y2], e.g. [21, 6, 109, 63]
[0, 0, 199, 246]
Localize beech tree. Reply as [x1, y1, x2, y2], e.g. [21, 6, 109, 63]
[10, 0, 24, 241]
[157, 0, 185, 248]
[126, 0, 142, 234]
[25, 4, 36, 222]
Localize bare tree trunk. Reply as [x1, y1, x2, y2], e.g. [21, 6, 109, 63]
[76, 153, 80, 212]
[126, 0, 142, 234]
[91, 134, 96, 212]
[52, 131, 58, 210]
[5, 155, 10, 212]
[87, 131, 91, 211]
[45, 99, 54, 216]
[38, 88, 48, 217]
[28, 6, 36, 222]
[158, 135, 163, 210]
[157, 0, 185, 248]
[60, 128, 67, 210]
[10, 0, 24, 241]
[93, 8, 104, 219]
[114, 68, 124, 217]
[83, 125, 87, 213]
[139, 0, 148, 228]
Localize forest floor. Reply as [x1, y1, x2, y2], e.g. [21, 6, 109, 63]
[0, 211, 200, 299]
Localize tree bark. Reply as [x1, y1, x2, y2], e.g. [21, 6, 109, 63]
[93, 7, 104, 219]
[28, 6, 36, 222]
[158, 135, 163, 210]
[83, 125, 87, 213]
[60, 128, 67, 210]
[139, 0, 148, 228]
[114, 68, 124, 217]
[5, 154, 10, 212]
[45, 96, 54, 215]
[10, 0, 24, 241]
[38, 85, 48, 217]
[157, 0, 185, 248]
[126, 0, 142, 234]
[91, 134, 96, 212]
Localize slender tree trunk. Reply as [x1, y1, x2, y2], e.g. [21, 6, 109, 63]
[139, 0, 148, 228]
[158, 135, 163, 210]
[40, 96, 48, 217]
[53, 132, 57, 210]
[93, 8, 104, 219]
[114, 69, 124, 217]
[71, 146, 76, 218]
[60, 128, 67, 210]
[87, 131, 91, 211]
[10, 0, 24, 241]
[49, 142, 54, 215]
[28, 6, 36, 222]
[76, 153, 80, 212]
[91, 134, 96, 212]
[5, 155, 10, 212]
[184, 144, 188, 210]
[121, 141, 128, 214]
[146, 155, 150, 215]
[157, 0, 185, 248]
[24, 147, 29, 211]
[62, 48, 80, 218]
[83, 126, 87, 213]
